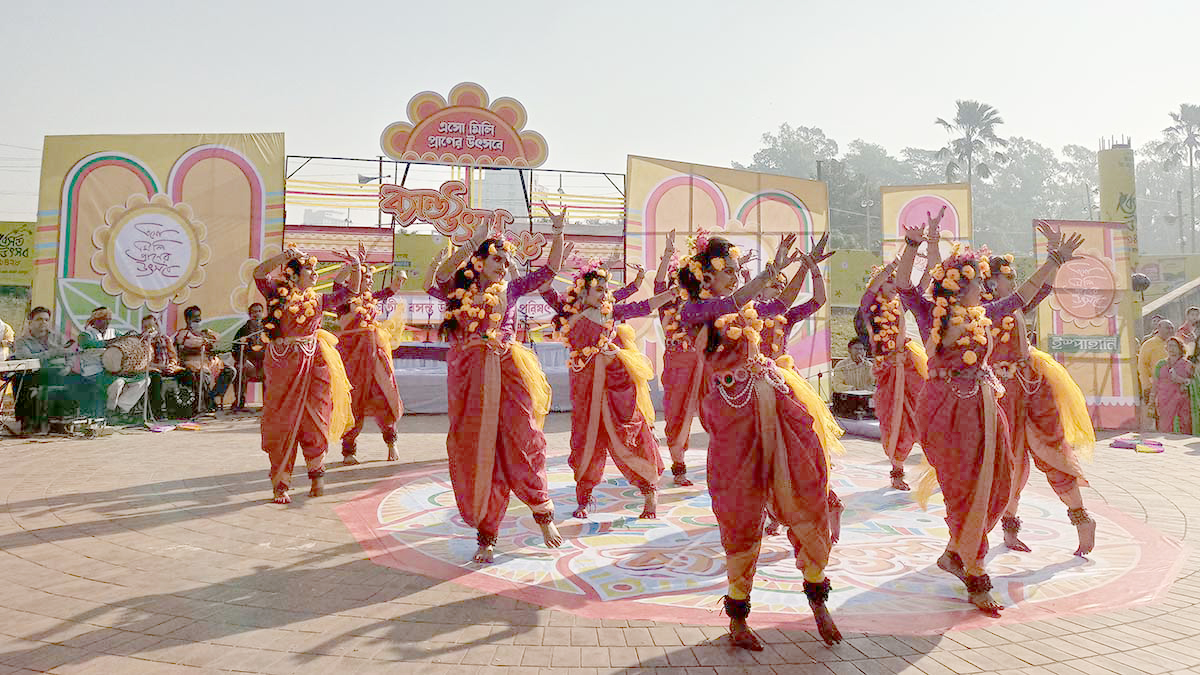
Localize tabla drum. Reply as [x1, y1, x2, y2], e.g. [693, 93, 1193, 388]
[832, 390, 876, 420]
[101, 335, 151, 375]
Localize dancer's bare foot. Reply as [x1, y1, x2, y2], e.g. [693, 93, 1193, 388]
[728, 618, 763, 651]
[272, 486, 291, 504]
[309, 476, 324, 497]
[810, 603, 843, 646]
[673, 473, 693, 487]
[343, 454, 360, 466]
[639, 492, 657, 519]
[538, 520, 563, 548]
[571, 505, 588, 519]
[1004, 531, 1032, 552]
[829, 499, 844, 544]
[386, 443, 398, 462]
[969, 591, 1004, 617]
[473, 543, 495, 563]
[1073, 513, 1097, 557]
[936, 551, 967, 583]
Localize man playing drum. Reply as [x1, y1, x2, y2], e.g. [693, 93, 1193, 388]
[80, 307, 149, 420]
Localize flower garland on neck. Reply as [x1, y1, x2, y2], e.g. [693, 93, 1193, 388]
[262, 253, 320, 343]
[446, 280, 506, 343]
[869, 291, 903, 355]
[348, 269, 379, 331]
[712, 303, 764, 353]
[554, 264, 617, 367]
[928, 246, 992, 366]
[989, 254, 1018, 345]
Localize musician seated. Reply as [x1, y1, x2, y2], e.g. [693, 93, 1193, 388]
[231, 303, 266, 412]
[11, 306, 79, 430]
[174, 305, 234, 412]
[141, 315, 182, 419]
[80, 306, 149, 420]
[832, 339, 876, 394]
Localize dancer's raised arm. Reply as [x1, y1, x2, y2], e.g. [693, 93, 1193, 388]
[542, 202, 568, 273]
[1017, 222, 1083, 304]
[655, 231, 677, 289]
[436, 224, 490, 283]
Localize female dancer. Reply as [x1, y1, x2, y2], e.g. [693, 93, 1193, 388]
[654, 231, 702, 486]
[334, 246, 406, 465]
[679, 235, 843, 649]
[253, 247, 355, 504]
[435, 204, 568, 563]
[1155, 336, 1193, 434]
[985, 232, 1097, 557]
[897, 222, 1082, 615]
[554, 263, 675, 519]
[860, 259, 928, 490]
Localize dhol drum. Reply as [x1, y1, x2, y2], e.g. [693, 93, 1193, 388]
[101, 335, 151, 376]
[831, 389, 876, 420]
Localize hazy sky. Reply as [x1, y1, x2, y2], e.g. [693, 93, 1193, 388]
[2, 0, 1197, 219]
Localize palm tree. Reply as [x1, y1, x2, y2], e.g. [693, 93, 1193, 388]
[1158, 103, 1200, 252]
[935, 100, 1009, 189]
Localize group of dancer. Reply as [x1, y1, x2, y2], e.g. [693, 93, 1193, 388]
[250, 206, 1098, 650]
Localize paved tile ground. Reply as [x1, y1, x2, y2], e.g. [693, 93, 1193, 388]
[1, 411, 1200, 674]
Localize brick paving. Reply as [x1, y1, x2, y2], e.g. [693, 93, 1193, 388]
[1, 412, 1199, 674]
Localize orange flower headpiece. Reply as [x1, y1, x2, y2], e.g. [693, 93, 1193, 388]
[929, 243, 991, 295]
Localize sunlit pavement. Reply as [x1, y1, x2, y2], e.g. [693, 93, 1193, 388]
[1, 411, 1199, 674]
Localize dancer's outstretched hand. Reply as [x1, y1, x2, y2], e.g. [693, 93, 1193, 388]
[1036, 219, 1065, 249]
[540, 201, 569, 231]
[1055, 232, 1085, 263]
[774, 233, 797, 267]
[810, 231, 835, 264]
[902, 220, 925, 243]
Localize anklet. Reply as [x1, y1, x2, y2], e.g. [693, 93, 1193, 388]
[476, 530, 498, 547]
[1001, 515, 1021, 534]
[1067, 507, 1093, 525]
[722, 595, 751, 619]
[670, 462, 688, 477]
[803, 578, 832, 605]
[532, 511, 554, 525]
[964, 574, 992, 594]
[306, 467, 325, 479]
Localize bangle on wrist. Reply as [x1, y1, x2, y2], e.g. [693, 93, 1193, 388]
[904, 236, 922, 247]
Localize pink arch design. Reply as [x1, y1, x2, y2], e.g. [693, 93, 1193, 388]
[642, 174, 729, 269]
[168, 145, 266, 258]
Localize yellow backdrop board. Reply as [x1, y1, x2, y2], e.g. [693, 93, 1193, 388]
[0, 222, 34, 286]
[1035, 220, 1138, 429]
[34, 133, 285, 347]
[880, 184, 972, 283]
[624, 155, 831, 390]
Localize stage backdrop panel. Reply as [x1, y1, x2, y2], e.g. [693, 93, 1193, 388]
[1035, 219, 1138, 430]
[34, 133, 285, 347]
[624, 155, 831, 391]
[880, 184, 972, 286]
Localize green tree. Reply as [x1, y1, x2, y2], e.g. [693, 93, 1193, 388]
[973, 137, 1064, 254]
[734, 123, 839, 179]
[935, 100, 1009, 188]
[1058, 144, 1099, 219]
[900, 147, 949, 184]
[1155, 103, 1200, 252]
